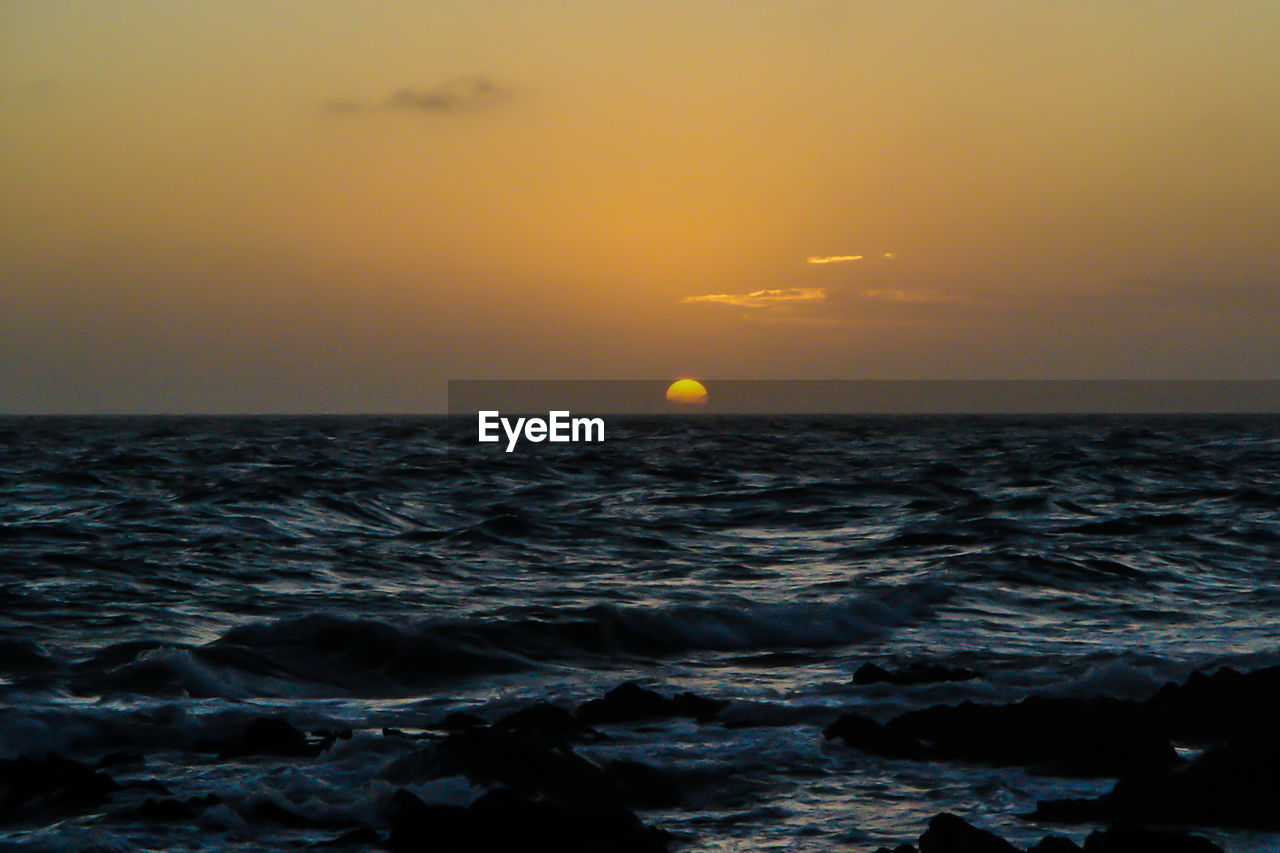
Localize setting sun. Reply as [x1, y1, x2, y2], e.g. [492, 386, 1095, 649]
[665, 378, 708, 406]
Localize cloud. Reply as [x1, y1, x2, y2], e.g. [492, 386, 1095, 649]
[807, 255, 863, 264]
[682, 287, 827, 308]
[859, 288, 965, 304]
[325, 75, 508, 115]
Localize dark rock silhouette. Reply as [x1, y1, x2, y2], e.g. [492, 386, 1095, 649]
[494, 702, 591, 738]
[578, 682, 728, 725]
[0, 637, 57, 672]
[1031, 729, 1280, 830]
[0, 754, 119, 823]
[220, 716, 315, 758]
[386, 786, 667, 852]
[1143, 664, 1280, 742]
[213, 717, 350, 759]
[822, 712, 930, 759]
[433, 710, 487, 731]
[603, 758, 681, 808]
[917, 813, 1020, 853]
[827, 696, 1175, 776]
[854, 662, 980, 686]
[881, 813, 1224, 853]
[1080, 824, 1223, 852]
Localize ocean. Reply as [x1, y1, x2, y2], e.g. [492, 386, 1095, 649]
[2, 414, 1279, 851]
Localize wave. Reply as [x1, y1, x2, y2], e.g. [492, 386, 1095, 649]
[65, 582, 951, 699]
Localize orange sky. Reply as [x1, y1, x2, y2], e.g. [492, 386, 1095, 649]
[3, 1, 1279, 412]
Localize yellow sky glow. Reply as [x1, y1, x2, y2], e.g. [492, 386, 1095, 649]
[3, 1, 1280, 411]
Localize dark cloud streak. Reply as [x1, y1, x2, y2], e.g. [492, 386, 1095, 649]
[324, 75, 508, 116]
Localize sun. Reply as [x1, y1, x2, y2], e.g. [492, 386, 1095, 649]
[665, 378, 708, 407]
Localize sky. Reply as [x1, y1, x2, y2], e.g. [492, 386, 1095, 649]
[2, 1, 1279, 413]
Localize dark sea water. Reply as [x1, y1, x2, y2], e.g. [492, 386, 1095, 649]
[2, 414, 1279, 851]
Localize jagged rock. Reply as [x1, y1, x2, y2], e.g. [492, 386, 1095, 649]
[1081, 824, 1223, 853]
[433, 711, 487, 731]
[386, 786, 667, 852]
[823, 712, 930, 759]
[895, 813, 1222, 853]
[1144, 665, 1280, 742]
[827, 696, 1175, 776]
[98, 751, 144, 768]
[215, 716, 348, 759]
[854, 662, 980, 686]
[495, 703, 590, 738]
[0, 754, 119, 823]
[385, 788, 469, 850]
[918, 813, 1019, 853]
[397, 726, 678, 811]
[427, 728, 594, 798]
[220, 716, 313, 758]
[604, 759, 681, 808]
[577, 682, 728, 725]
[314, 727, 353, 742]
[1030, 730, 1280, 830]
[1027, 836, 1081, 852]
[0, 638, 56, 672]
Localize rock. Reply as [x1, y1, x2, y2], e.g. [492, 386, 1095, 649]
[918, 813, 1019, 853]
[604, 759, 681, 808]
[899, 813, 1220, 853]
[495, 703, 589, 738]
[391, 726, 680, 812]
[578, 682, 728, 725]
[0, 754, 119, 823]
[827, 696, 1175, 776]
[1081, 825, 1223, 853]
[1030, 729, 1280, 830]
[220, 716, 313, 758]
[385, 786, 667, 853]
[0, 638, 56, 672]
[823, 712, 929, 759]
[427, 728, 596, 799]
[433, 711, 487, 731]
[468, 787, 666, 852]
[385, 789, 470, 851]
[1144, 665, 1280, 742]
[854, 662, 980, 686]
[670, 691, 730, 722]
[97, 751, 144, 769]
[897, 696, 1175, 776]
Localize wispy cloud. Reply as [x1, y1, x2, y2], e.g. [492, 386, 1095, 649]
[859, 288, 964, 304]
[807, 255, 863, 264]
[325, 75, 508, 115]
[682, 287, 828, 308]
